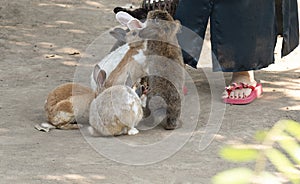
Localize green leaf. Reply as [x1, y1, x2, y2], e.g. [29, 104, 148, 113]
[277, 132, 300, 165]
[265, 148, 300, 184]
[284, 120, 300, 141]
[255, 130, 268, 142]
[220, 146, 259, 162]
[212, 168, 254, 184]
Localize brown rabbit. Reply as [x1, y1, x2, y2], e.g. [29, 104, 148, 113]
[38, 83, 96, 131]
[103, 10, 185, 130]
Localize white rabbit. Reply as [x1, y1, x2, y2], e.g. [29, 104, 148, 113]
[88, 85, 143, 136]
[88, 69, 144, 136]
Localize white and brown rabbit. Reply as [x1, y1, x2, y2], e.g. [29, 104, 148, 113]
[88, 66, 144, 136]
[113, 7, 149, 21]
[109, 7, 149, 52]
[38, 83, 96, 131]
[90, 11, 147, 91]
[101, 10, 185, 130]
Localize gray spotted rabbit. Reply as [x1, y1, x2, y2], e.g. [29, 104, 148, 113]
[88, 66, 144, 136]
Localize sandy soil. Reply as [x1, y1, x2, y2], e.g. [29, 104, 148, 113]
[1, 0, 300, 183]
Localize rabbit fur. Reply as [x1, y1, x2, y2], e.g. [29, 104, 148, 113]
[109, 7, 148, 52]
[90, 11, 147, 91]
[94, 10, 185, 130]
[88, 85, 143, 136]
[109, 27, 127, 52]
[44, 83, 96, 130]
[88, 67, 144, 136]
[114, 7, 148, 21]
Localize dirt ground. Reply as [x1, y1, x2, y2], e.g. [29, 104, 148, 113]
[1, 0, 300, 183]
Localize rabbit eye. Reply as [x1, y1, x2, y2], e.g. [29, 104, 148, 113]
[132, 31, 137, 36]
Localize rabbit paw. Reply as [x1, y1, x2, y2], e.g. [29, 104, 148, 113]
[88, 126, 101, 137]
[140, 94, 147, 108]
[128, 127, 139, 135]
[34, 122, 56, 132]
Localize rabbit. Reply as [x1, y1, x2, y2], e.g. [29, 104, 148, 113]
[113, 7, 149, 22]
[109, 6, 150, 52]
[90, 11, 147, 92]
[109, 27, 127, 52]
[39, 83, 96, 131]
[90, 43, 131, 92]
[102, 10, 185, 130]
[88, 85, 144, 136]
[88, 69, 144, 136]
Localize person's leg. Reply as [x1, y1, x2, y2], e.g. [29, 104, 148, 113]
[210, 0, 277, 101]
[174, 0, 212, 68]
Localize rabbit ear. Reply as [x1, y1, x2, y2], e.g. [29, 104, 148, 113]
[116, 11, 135, 26]
[116, 11, 145, 30]
[113, 7, 126, 14]
[109, 28, 127, 42]
[124, 72, 133, 87]
[138, 24, 160, 39]
[114, 7, 148, 21]
[93, 65, 106, 89]
[173, 20, 182, 34]
[127, 19, 145, 30]
[162, 20, 182, 38]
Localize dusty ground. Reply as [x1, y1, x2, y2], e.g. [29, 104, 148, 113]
[1, 0, 300, 183]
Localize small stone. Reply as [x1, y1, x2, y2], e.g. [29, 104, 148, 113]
[46, 54, 55, 58]
[68, 52, 80, 55]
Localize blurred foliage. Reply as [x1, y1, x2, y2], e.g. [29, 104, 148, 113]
[212, 120, 300, 184]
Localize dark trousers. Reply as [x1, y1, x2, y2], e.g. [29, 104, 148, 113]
[175, 0, 299, 72]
